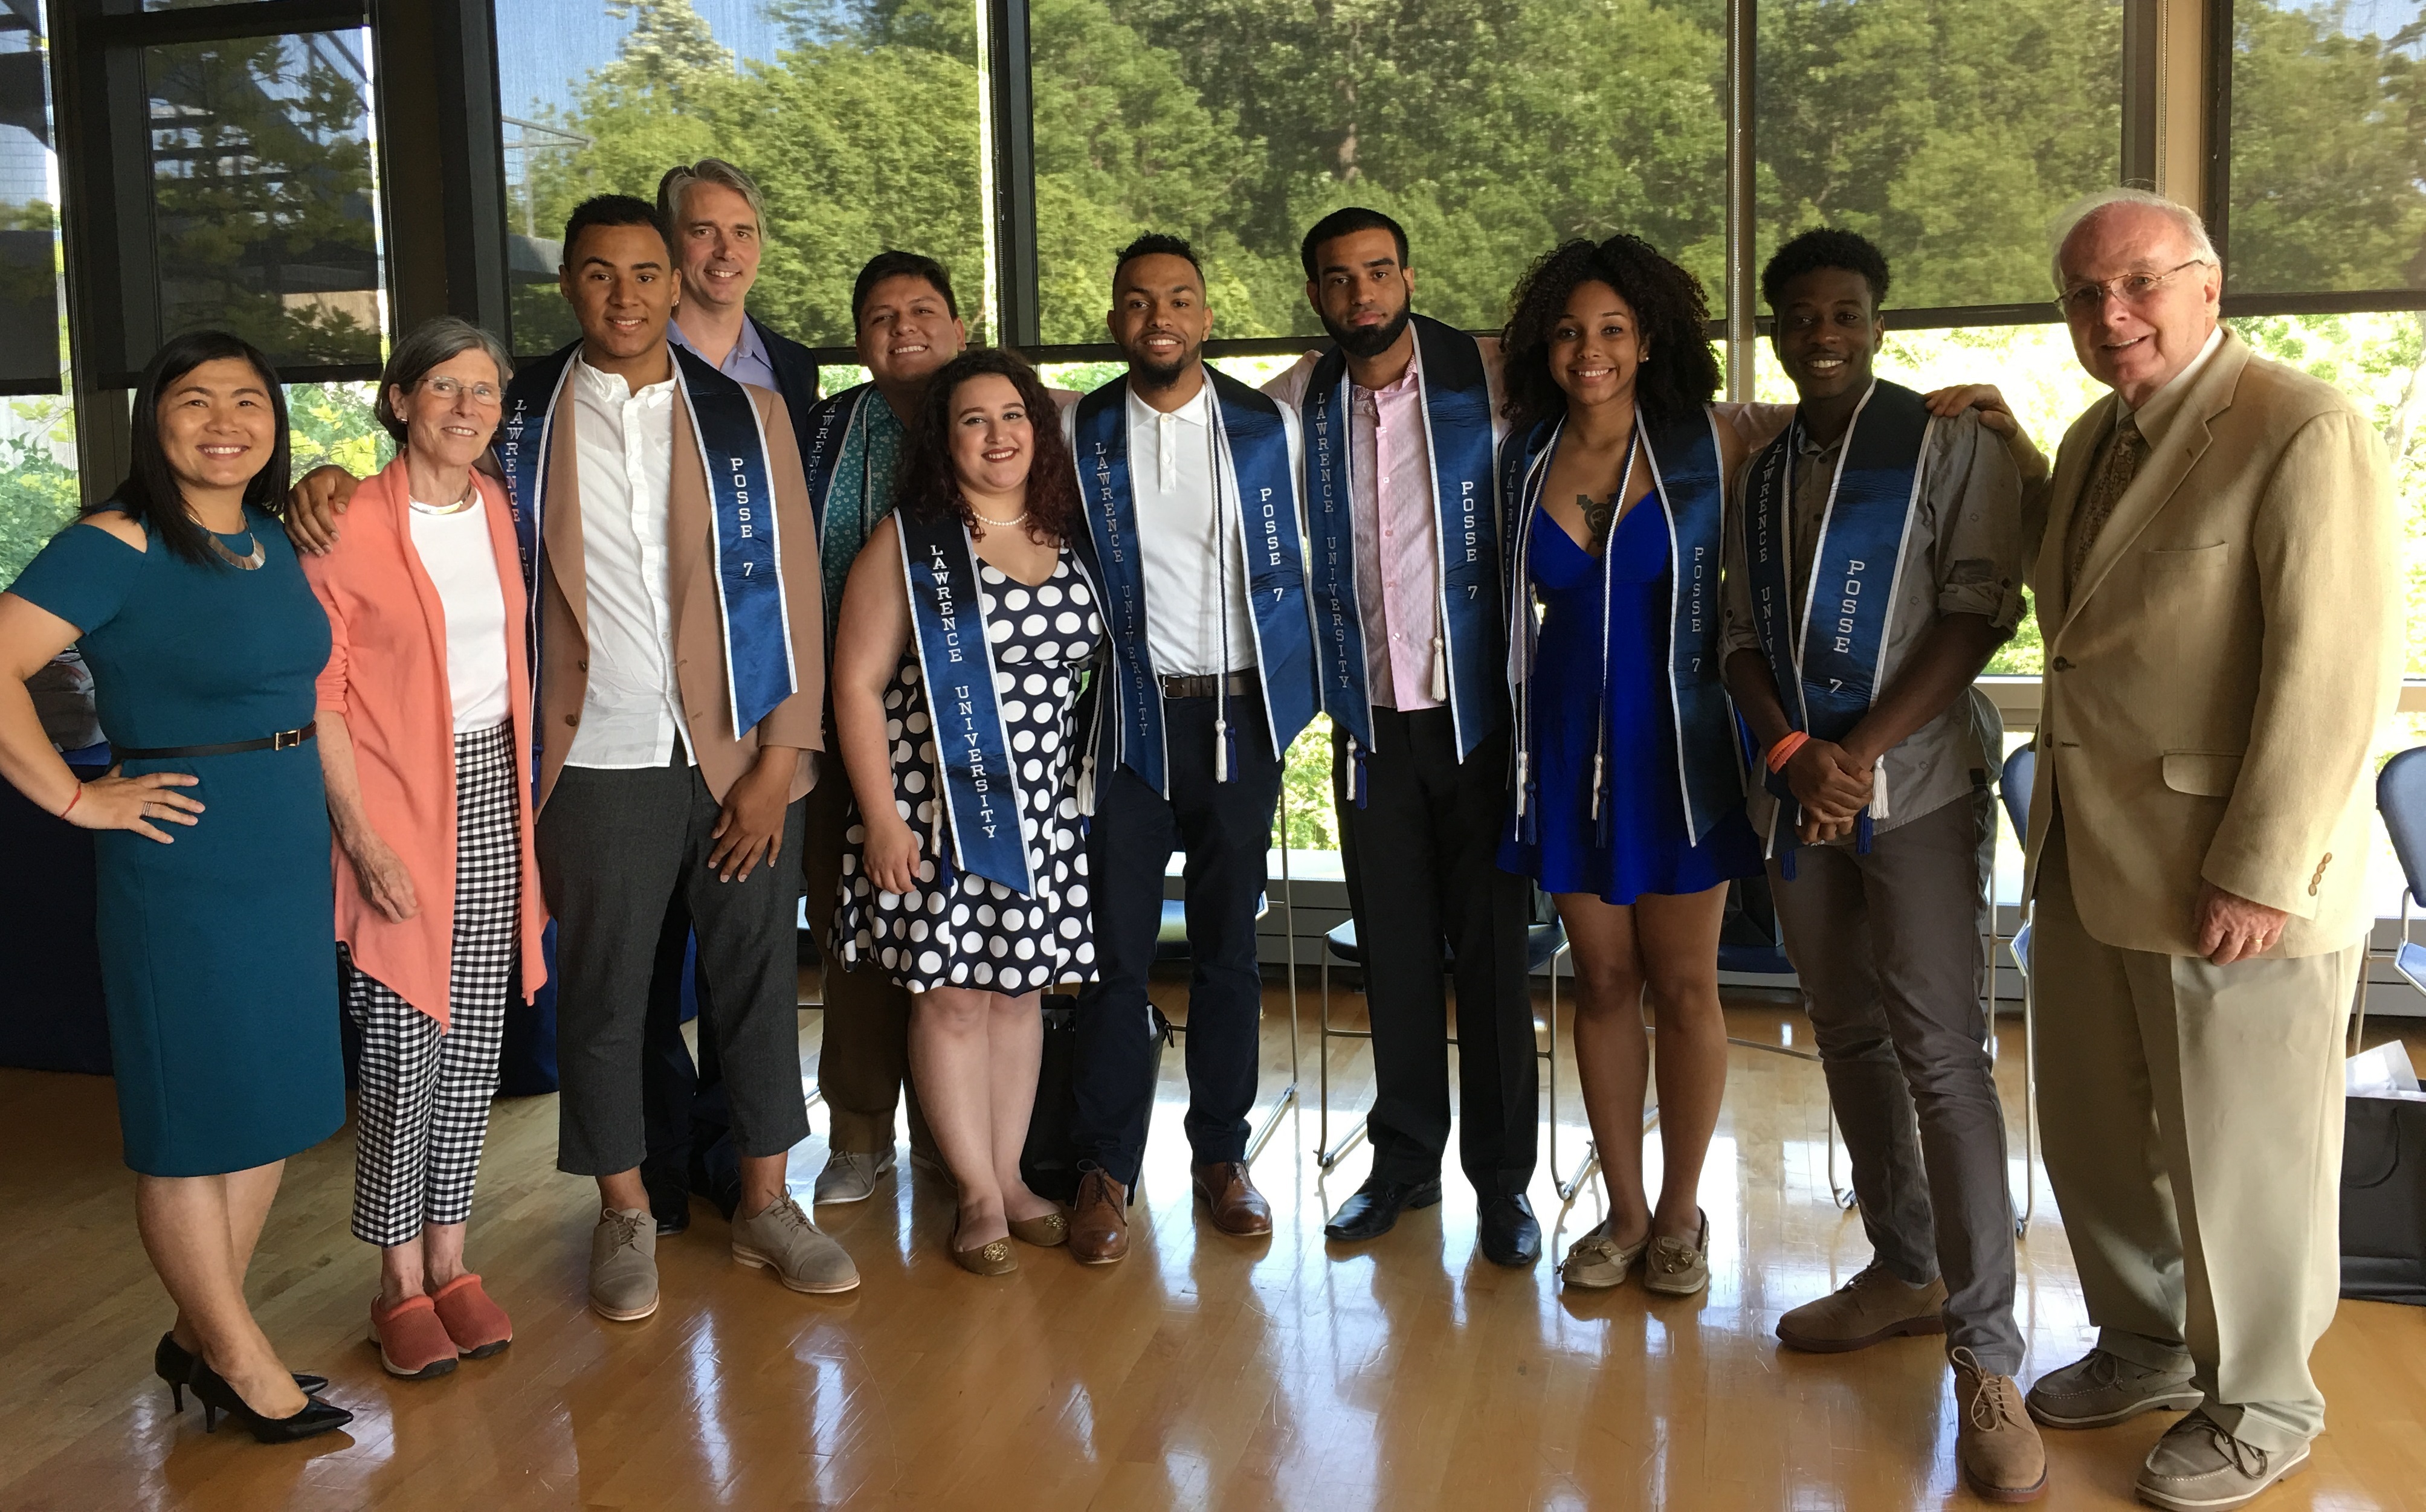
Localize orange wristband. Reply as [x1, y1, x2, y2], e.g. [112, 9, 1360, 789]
[1766, 731, 1810, 773]
[59, 785, 83, 819]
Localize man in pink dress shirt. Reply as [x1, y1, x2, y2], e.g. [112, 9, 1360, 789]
[1265, 208, 1539, 1267]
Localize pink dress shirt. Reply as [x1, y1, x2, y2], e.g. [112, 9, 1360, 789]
[1350, 349, 1444, 711]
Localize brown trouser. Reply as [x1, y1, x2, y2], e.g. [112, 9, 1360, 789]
[801, 770, 935, 1158]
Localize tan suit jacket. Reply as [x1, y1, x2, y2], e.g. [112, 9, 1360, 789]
[2021, 327, 2399, 957]
[534, 371, 826, 813]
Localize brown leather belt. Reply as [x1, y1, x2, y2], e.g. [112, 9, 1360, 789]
[114, 721, 317, 760]
[1157, 671, 1258, 700]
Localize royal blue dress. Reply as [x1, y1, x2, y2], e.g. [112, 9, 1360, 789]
[8, 510, 344, 1176]
[1499, 503, 1762, 904]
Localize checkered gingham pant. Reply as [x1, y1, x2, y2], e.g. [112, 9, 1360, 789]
[347, 721, 521, 1248]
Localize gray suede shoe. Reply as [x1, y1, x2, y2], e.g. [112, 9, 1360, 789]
[589, 1207, 659, 1322]
[812, 1150, 895, 1206]
[2025, 1348, 2200, 1428]
[732, 1194, 860, 1294]
[2135, 1411, 2309, 1512]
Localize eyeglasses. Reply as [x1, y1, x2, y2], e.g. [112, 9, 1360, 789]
[2054, 259, 2213, 318]
[418, 376, 503, 406]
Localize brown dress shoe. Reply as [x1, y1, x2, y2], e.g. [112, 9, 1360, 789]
[1190, 1161, 1273, 1236]
[1068, 1168, 1130, 1265]
[1952, 1348, 2049, 1503]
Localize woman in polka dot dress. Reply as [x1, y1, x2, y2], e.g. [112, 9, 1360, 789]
[830, 350, 1105, 1275]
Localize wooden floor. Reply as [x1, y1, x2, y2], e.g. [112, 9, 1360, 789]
[5, 973, 2425, 1512]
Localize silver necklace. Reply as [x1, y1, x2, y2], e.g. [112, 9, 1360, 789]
[206, 530, 265, 570]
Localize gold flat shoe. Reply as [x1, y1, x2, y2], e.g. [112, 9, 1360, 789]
[1007, 1211, 1069, 1247]
[952, 1231, 1018, 1276]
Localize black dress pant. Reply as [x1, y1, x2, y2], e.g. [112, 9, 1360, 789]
[1337, 708, 1535, 1195]
[637, 892, 743, 1220]
[1074, 694, 1284, 1189]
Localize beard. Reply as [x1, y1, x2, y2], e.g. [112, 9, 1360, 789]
[1130, 339, 1194, 390]
[1325, 303, 1411, 361]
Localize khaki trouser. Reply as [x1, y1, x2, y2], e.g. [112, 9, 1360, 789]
[801, 771, 935, 1159]
[2033, 809, 2357, 1452]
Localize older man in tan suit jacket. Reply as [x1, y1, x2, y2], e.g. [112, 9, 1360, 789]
[1954, 188, 2399, 1512]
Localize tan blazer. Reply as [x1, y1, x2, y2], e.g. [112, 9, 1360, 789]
[2021, 327, 2399, 958]
[534, 370, 827, 813]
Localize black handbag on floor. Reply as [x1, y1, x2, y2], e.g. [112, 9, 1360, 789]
[1020, 997, 1172, 1202]
[2340, 1093, 2426, 1306]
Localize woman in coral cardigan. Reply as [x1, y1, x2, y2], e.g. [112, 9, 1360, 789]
[302, 318, 547, 1380]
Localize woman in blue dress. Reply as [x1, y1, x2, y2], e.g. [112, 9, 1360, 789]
[1497, 239, 1789, 1299]
[0, 332, 352, 1442]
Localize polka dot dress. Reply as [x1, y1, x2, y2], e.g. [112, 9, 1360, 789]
[837, 552, 1104, 995]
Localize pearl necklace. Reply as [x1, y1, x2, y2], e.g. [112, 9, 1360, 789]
[969, 506, 1030, 528]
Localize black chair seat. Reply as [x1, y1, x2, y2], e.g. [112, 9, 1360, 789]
[1326, 918, 1567, 974]
[1157, 894, 1269, 963]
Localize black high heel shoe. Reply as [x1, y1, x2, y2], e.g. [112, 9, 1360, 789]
[153, 1333, 326, 1411]
[186, 1359, 352, 1444]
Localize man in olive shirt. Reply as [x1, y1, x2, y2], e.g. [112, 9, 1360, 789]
[1721, 230, 2043, 1501]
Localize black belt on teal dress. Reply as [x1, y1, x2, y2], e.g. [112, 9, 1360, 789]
[113, 721, 317, 760]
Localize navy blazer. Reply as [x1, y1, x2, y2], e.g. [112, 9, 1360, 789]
[750, 312, 822, 466]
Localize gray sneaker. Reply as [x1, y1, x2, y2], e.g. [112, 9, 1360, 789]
[589, 1207, 659, 1322]
[2025, 1348, 2201, 1428]
[812, 1150, 896, 1206]
[2135, 1411, 2309, 1512]
[732, 1194, 861, 1294]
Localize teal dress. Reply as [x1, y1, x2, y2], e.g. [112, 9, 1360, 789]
[8, 509, 343, 1176]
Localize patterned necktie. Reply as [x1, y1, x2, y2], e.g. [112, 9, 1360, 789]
[2066, 411, 2143, 598]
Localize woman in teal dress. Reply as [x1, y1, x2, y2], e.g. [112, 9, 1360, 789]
[0, 331, 352, 1443]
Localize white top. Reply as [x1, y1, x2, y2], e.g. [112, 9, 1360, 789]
[407, 494, 512, 732]
[564, 355, 693, 770]
[2120, 324, 2226, 451]
[1065, 376, 1296, 678]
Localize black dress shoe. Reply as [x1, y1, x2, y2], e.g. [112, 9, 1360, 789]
[642, 1171, 692, 1236]
[188, 1360, 353, 1444]
[154, 1333, 324, 1411]
[1324, 1176, 1443, 1242]
[1477, 1194, 1542, 1267]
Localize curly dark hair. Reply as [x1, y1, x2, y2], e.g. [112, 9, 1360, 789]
[1761, 228, 1891, 311]
[894, 349, 1083, 545]
[1498, 236, 1720, 436]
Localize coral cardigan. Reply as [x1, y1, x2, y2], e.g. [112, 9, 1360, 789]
[303, 458, 548, 1026]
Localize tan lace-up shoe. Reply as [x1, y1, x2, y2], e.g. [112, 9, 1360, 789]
[2025, 1347, 2200, 1428]
[731, 1194, 861, 1294]
[1775, 1263, 1949, 1352]
[2135, 1411, 2309, 1511]
[1952, 1348, 2048, 1503]
[589, 1207, 660, 1322]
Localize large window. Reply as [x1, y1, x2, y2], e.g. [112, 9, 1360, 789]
[494, 0, 986, 356]
[144, 30, 383, 370]
[1757, 0, 2125, 310]
[1029, 0, 1727, 344]
[0, 0, 70, 585]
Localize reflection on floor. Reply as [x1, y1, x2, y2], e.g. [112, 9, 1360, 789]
[4, 975, 2424, 1512]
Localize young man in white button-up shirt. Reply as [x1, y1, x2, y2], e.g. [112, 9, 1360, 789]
[1057, 236, 1318, 1262]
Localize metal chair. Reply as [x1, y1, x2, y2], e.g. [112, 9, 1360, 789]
[1998, 742, 2039, 1238]
[2363, 747, 2426, 1049]
[1312, 917, 1587, 1190]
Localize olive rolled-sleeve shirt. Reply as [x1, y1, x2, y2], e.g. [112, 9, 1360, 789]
[1720, 405, 2024, 840]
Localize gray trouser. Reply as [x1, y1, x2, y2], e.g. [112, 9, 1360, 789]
[538, 756, 811, 1177]
[1767, 788, 2022, 1372]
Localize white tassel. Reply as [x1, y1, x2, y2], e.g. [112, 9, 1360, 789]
[1871, 757, 1891, 821]
[1215, 717, 1230, 783]
[1431, 634, 1448, 702]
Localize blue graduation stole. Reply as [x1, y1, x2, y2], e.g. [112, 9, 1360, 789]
[892, 507, 1033, 895]
[1497, 406, 1744, 849]
[495, 341, 799, 747]
[1071, 367, 1318, 797]
[1302, 314, 1503, 806]
[1744, 379, 1932, 864]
